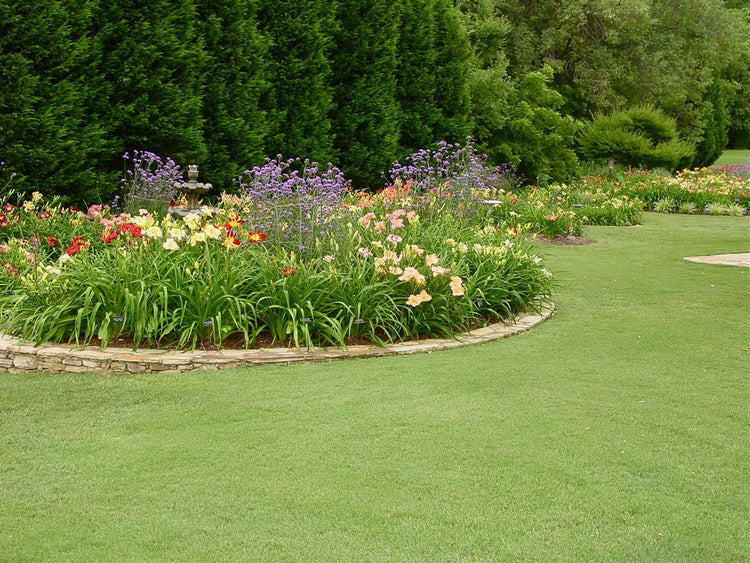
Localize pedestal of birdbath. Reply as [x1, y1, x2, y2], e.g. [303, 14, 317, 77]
[169, 165, 211, 218]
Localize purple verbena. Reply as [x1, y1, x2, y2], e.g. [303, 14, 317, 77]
[389, 138, 519, 196]
[235, 156, 350, 253]
[121, 151, 182, 211]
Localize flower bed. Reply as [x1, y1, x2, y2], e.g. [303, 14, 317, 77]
[600, 168, 749, 215]
[0, 146, 556, 351]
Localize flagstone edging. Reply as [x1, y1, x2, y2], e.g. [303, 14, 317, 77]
[0, 304, 554, 375]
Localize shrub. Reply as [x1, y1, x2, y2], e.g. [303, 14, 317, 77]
[578, 106, 695, 171]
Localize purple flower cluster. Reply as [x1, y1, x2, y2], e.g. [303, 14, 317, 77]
[121, 151, 182, 210]
[236, 156, 350, 252]
[714, 164, 750, 181]
[389, 138, 519, 195]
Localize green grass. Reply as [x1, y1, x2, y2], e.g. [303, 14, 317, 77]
[1, 213, 748, 562]
[713, 148, 750, 167]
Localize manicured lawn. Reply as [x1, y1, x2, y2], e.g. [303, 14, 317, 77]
[1, 213, 747, 561]
[713, 148, 750, 166]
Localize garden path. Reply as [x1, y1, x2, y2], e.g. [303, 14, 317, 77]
[683, 253, 750, 267]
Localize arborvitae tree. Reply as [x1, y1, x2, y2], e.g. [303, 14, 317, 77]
[395, 0, 440, 153]
[0, 0, 107, 203]
[431, 0, 473, 143]
[197, 0, 269, 191]
[693, 78, 730, 167]
[331, 0, 401, 188]
[258, 0, 336, 164]
[90, 0, 206, 175]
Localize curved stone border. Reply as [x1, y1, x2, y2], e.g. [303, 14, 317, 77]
[0, 305, 554, 374]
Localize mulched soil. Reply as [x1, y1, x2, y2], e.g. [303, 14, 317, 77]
[529, 234, 596, 246]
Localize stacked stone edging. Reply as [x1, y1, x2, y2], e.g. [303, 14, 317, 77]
[0, 305, 554, 374]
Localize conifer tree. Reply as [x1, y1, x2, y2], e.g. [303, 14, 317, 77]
[0, 0, 106, 202]
[331, 0, 401, 188]
[90, 0, 206, 174]
[197, 0, 269, 191]
[431, 0, 473, 143]
[395, 0, 440, 153]
[258, 0, 336, 164]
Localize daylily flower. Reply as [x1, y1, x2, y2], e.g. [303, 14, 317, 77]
[398, 267, 426, 285]
[101, 230, 119, 243]
[425, 254, 439, 266]
[450, 276, 465, 296]
[247, 230, 267, 243]
[405, 290, 432, 307]
[189, 231, 207, 246]
[163, 239, 179, 251]
[64, 236, 89, 256]
[143, 226, 163, 239]
[119, 223, 143, 238]
[203, 224, 222, 240]
[168, 228, 187, 240]
[222, 233, 241, 248]
[223, 215, 245, 230]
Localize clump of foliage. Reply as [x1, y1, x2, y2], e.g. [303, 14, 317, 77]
[578, 106, 696, 171]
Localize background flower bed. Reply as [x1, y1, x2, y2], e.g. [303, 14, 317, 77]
[599, 167, 749, 215]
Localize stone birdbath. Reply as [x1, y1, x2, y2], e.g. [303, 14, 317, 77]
[169, 165, 212, 218]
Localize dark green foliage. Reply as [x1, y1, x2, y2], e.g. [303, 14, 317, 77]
[0, 1, 107, 203]
[258, 0, 336, 165]
[457, 2, 577, 183]
[331, 0, 400, 188]
[500, 68, 579, 183]
[395, 0, 440, 152]
[578, 106, 696, 171]
[198, 0, 269, 191]
[91, 0, 207, 175]
[431, 0, 473, 143]
[395, 0, 472, 157]
[693, 79, 730, 167]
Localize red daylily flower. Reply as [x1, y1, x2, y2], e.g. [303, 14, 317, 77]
[247, 230, 267, 243]
[38, 211, 52, 219]
[46, 236, 57, 247]
[118, 222, 143, 238]
[223, 215, 245, 230]
[222, 232, 241, 248]
[283, 267, 296, 277]
[101, 230, 119, 243]
[64, 236, 89, 256]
